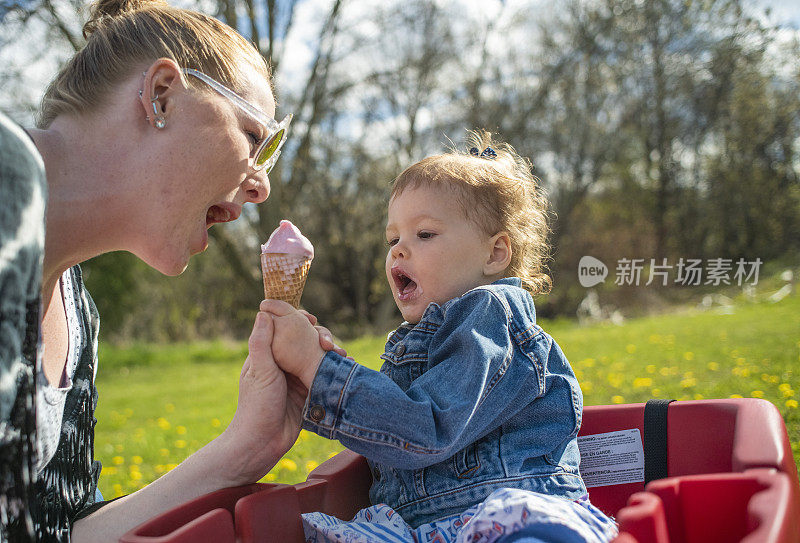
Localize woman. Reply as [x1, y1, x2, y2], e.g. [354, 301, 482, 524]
[0, 0, 339, 540]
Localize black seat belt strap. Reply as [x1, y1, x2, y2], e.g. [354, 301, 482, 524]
[643, 398, 675, 485]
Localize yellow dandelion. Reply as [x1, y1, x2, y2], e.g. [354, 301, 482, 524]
[132, 455, 143, 465]
[770, 375, 780, 384]
[113, 484, 123, 496]
[112, 456, 124, 465]
[751, 390, 764, 398]
[736, 357, 746, 365]
[659, 367, 670, 376]
[157, 417, 171, 430]
[783, 389, 796, 398]
[174, 440, 187, 449]
[128, 464, 140, 473]
[694, 393, 704, 400]
[278, 458, 298, 472]
[102, 467, 118, 476]
[176, 425, 187, 435]
[159, 448, 170, 457]
[166, 463, 178, 471]
[129, 471, 142, 481]
[306, 460, 319, 473]
[779, 383, 792, 392]
[211, 418, 221, 428]
[607, 373, 624, 388]
[786, 399, 798, 409]
[646, 365, 656, 374]
[729, 393, 743, 399]
[633, 377, 652, 388]
[264, 473, 277, 481]
[708, 362, 719, 371]
[611, 395, 625, 404]
[165, 403, 175, 412]
[680, 378, 697, 388]
[683, 352, 694, 361]
[626, 344, 636, 354]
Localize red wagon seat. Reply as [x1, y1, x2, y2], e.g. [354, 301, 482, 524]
[120, 398, 800, 543]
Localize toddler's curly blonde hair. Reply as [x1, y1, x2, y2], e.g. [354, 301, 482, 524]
[391, 130, 552, 295]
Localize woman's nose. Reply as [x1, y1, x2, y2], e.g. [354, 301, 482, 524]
[243, 173, 270, 204]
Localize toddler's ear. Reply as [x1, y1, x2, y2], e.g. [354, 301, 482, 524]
[485, 232, 512, 276]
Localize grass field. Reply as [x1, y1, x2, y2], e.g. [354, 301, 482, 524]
[94, 287, 800, 499]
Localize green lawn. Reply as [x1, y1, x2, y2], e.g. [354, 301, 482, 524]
[94, 290, 800, 499]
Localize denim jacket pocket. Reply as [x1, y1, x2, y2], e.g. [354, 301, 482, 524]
[379, 350, 426, 385]
[454, 443, 481, 479]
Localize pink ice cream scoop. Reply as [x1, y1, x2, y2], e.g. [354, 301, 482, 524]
[261, 220, 314, 258]
[261, 220, 314, 308]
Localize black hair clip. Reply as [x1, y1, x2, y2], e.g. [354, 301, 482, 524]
[469, 146, 497, 159]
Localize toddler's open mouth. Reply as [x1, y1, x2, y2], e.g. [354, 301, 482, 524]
[392, 267, 419, 301]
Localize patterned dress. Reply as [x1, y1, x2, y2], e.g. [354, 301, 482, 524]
[0, 113, 102, 541]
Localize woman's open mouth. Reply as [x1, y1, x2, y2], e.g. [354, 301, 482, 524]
[205, 203, 241, 228]
[392, 267, 419, 301]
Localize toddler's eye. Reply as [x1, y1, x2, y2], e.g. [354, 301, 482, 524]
[418, 231, 435, 240]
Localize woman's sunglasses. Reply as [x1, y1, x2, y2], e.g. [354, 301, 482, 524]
[182, 68, 292, 174]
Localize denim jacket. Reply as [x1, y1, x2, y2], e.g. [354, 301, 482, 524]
[302, 277, 586, 527]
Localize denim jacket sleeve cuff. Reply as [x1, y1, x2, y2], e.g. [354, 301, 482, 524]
[301, 351, 358, 439]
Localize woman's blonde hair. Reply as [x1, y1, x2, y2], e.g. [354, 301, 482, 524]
[36, 0, 271, 128]
[391, 130, 553, 295]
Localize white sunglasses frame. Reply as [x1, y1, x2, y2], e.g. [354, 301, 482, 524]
[182, 68, 292, 173]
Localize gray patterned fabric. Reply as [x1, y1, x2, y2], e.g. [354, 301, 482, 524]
[0, 112, 47, 542]
[0, 113, 102, 541]
[27, 265, 101, 542]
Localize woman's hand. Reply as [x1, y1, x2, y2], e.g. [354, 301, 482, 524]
[72, 312, 305, 541]
[218, 312, 307, 485]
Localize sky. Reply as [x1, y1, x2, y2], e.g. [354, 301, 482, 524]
[758, 0, 800, 27]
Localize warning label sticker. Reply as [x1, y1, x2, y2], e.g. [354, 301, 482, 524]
[577, 428, 644, 488]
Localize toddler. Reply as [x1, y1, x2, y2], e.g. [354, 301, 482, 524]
[262, 131, 617, 542]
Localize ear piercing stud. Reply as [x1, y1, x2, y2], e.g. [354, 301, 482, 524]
[139, 87, 166, 129]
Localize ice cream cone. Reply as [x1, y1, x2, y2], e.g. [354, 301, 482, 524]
[261, 253, 312, 309]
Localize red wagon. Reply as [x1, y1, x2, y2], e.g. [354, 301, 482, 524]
[120, 398, 800, 543]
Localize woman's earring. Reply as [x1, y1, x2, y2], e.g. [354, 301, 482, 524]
[151, 93, 166, 129]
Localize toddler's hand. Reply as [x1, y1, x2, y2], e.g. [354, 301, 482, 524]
[298, 309, 351, 359]
[260, 300, 327, 387]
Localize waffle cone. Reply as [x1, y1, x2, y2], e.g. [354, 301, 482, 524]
[261, 253, 312, 308]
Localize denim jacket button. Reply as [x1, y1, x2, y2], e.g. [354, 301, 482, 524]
[309, 405, 325, 422]
[395, 344, 406, 356]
